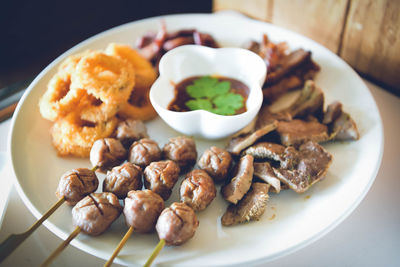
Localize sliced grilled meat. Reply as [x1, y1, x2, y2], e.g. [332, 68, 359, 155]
[243, 142, 285, 161]
[276, 119, 329, 147]
[221, 183, 270, 226]
[253, 162, 281, 193]
[273, 141, 333, 193]
[221, 155, 254, 204]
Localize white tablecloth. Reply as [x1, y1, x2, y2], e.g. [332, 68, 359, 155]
[0, 80, 399, 267]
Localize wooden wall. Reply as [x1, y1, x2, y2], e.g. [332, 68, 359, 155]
[213, 0, 400, 95]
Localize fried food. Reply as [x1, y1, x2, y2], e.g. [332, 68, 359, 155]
[40, 43, 158, 157]
[105, 43, 156, 91]
[117, 89, 157, 121]
[39, 52, 92, 121]
[51, 114, 118, 157]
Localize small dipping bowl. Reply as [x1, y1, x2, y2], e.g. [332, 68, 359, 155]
[149, 45, 267, 139]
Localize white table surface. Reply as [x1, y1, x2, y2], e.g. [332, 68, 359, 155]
[0, 80, 399, 267]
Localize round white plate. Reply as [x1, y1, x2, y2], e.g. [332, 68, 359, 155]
[8, 11, 383, 266]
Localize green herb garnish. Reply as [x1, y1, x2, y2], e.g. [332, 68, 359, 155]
[185, 76, 244, 115]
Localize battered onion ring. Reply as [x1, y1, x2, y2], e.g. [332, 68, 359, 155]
[39, 52, 93, 121]
[105, 43, 157, 91]
[72, 51, 135, 103]
[50, 114, 118, 157]
[117, 89, 157, 121]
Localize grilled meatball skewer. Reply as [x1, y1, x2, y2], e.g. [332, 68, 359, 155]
[105, 190, 164, 267]
[0, 167, 99, 262]
[42, 192, 122, 267]
[144, 202, 199, 267]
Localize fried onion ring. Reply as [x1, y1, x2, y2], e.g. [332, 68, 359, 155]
[72, 51, 135, 103]
[105, 43, 156, 92]
[50, 114, 118, 157]
[117, 89, 157, 121]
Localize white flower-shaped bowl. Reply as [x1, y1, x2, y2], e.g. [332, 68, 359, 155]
[149, 45, 267, 139]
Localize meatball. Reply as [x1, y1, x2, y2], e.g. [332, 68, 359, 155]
[180, 169, 216, 211]
[128, 138, 161, 167]
[123, 190, 164, 233]
[198, 146, 232, 183]
[103, 162, 143, 199]
[162, 136, 197, 170]
[156, 202, 199, 246]
[90, 138, 126, 171]
[143, 160, 180, 200]
[55, 168, 99, 206]
[115, 119, 149, 148]
[72, 192, 122, 236]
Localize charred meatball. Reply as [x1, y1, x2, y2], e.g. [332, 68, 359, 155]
[115, 119, 149, 148]
[123, 190, 164, 233]
[162, 136, 197, 170]
[180, 169, 216, 211]
[128, 138, 161, 167]
[103, 162, 143, 199]
[144, 160, 180, 200]
[55, 168, 99, 206]
[198, 146, 232, 183]
[156, 202, 199, 246]
[72, 192, 122, 236]
[90, 138, 126, 171]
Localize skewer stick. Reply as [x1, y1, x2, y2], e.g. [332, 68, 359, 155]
[143, 239, 166, 267]
[0, 197, 66, 262]
[41, 226, 81, 267]
[104, 226, 134, 267]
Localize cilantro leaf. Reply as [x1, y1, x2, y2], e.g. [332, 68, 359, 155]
[212, 106, 237, 116]
[186, 76, 231, 99]
[213, 93, 244, 110]
[185, 99, 213, 111]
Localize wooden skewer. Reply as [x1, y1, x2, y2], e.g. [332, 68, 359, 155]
[143, 239, 166, 267]
[41, 226, 81, 267]
[104, 226, 134, 267]
[0, 197, 66, 263]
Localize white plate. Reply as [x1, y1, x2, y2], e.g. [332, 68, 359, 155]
[8, 11, 383, 266]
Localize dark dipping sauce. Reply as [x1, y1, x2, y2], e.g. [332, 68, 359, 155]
[167, 76, 250, 115]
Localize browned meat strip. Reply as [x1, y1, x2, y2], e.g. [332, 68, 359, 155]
[253, 162, 281, 193]
[123, 190, 164, 233]
[144, 160, 180, 200]
[243, 142, 285, 161]
[90, 138, 126, 171]
[56, 168, 99, 206]
[221, 155, 254, 204]
[323, 101, 360, 141]
[273, 141, 333, 193]
[226, 121, 277, 155]
[115, 119, 148, 148]
[280, 80, 324, 120]
[72, 192, 122, 236]
[128, 138, 161, 168]
[198, 146, 232, 183]
[276, 119, 329, 147]
[323, 101, 343, 124]
[330, 112, 360, 141]
[163, 36, 195, 51]
[156, 202, 199, 246]
[163, 136, 197, 171]
[180, 169, 216, 211]
[221, 183, 270, 226]
[103, 162, 143, 199]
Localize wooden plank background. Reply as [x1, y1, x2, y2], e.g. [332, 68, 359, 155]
[213, 0, 400, 95]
